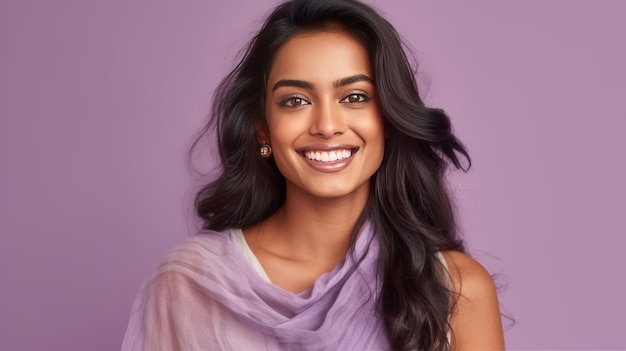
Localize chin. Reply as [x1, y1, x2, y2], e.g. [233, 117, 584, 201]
[302, 181, 370, 200]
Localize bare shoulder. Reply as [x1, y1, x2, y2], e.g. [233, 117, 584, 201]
[441, 250, 505, 351]
[441, 250, 495, 298]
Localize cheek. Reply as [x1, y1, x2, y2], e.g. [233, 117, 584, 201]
[267, 120, 299, 148]
[362, 114, 386, 166]
[356, 113, 385, 143]
[265, 116, 306, 172]
[266, 108, 311, 146]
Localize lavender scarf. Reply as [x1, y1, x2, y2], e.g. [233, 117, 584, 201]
[121, 222, 389, 350]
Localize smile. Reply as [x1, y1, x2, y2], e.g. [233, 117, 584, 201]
[296, 146, 359, 173]
[302, 149, 355, 163]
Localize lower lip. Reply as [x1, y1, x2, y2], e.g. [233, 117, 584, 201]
[301, 154, 355, 173]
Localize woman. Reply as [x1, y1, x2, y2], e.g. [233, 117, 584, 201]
[122, 0, 504, 349]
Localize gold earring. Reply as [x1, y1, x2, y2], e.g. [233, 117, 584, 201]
[260, 143, 272, 158]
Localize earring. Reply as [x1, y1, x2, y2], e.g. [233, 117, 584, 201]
[260, 143, 272, 158]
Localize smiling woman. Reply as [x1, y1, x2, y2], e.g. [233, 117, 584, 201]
[121, 0, 504, 350]
[248, 29, 386, 294]
[263, 30, 385, 201]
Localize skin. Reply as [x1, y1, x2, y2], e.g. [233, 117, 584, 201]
[244, 30, 504, 350]
[444, 250, 506, 350]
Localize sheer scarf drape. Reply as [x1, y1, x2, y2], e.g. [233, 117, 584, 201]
[121, 222, 389, 350]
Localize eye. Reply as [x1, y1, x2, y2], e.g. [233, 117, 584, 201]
[340, 93, 370, 104]
[279, 96, 310, 107]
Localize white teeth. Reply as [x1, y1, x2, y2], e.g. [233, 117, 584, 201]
[304, 149, 353, 162]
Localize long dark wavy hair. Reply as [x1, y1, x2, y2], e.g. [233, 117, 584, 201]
[192, 0, 470, 349]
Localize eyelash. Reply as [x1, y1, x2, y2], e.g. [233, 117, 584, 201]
[278, 93, 370, 107]
[340, 93, 370, 104]
[279, 95, 310, 107]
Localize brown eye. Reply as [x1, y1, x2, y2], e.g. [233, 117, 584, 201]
[341, 94, 369, 104]
[280, 96, 310, 107]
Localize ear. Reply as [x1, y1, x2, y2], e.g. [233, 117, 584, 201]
[256, 119, 270, 144]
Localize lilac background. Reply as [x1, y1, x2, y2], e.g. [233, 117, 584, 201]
[1, 0, 624, 350]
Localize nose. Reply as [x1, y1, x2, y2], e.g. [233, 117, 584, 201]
[309, 99, 346, 138]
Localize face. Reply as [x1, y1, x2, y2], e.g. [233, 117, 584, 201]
[263, 30, 385, 200]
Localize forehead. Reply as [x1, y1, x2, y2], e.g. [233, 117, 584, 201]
[267, 30, 372, 84]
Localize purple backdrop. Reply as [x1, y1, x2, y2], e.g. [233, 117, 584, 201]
[1, 0, 625, 350]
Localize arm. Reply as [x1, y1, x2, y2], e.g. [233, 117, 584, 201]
[442, 250, 505, 351]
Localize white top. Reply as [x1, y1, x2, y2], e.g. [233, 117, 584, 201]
[229, 228, 272, 282]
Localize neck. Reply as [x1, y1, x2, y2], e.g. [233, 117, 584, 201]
[263, 182, 369, 262]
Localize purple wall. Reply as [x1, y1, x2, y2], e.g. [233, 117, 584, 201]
[1, 0, 624, 349]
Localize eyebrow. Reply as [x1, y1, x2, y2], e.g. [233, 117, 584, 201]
[271, 74, 374, 92]
[334, 74, 374, 88]
[271, 79, 312, 92]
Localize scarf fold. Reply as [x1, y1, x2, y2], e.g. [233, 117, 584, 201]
[121, 222, 389, 350]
